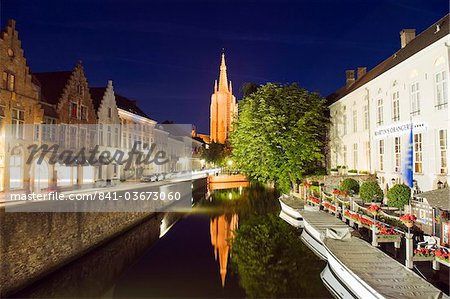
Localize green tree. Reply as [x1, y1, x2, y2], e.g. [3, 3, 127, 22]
[231, 214, 328, 298]
[230, 83, 329, 192]
[387, 184, 411, 209]
[340, 178, 360, 195]
[201, 142, 231, 166]
[360, 181, 384, 203]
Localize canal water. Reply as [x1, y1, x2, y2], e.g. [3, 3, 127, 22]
[11, 181, 330, 298]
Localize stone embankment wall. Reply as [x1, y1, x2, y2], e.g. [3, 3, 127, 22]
[0, 210, 152, 297]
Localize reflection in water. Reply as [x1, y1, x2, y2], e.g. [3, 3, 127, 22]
[9, 180, 329, 298]
[210, 213, 239, 287]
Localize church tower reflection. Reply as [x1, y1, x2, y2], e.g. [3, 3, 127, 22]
[210, 213, 239, 287]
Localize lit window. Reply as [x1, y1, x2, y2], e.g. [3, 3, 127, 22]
[70, 102, 78, 118]
[394, 137, 401, 172]
[2, 72, 15, 91]
[377, 98, 383, 125]
[392, 91, 400, 122]
[439, 129, 447, 174]
[379, 140, 384, 171]
[11, 109, 24, 139]
[414, 133, 423, 173]
[435, 70, 448, 109]
[410, 82, 420, 116]
[363, 105, 369, 130]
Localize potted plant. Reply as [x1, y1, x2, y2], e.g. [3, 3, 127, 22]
[400, 214, 416, 228]
[340, 178, 360, 195]
[360, 181, 384, 203]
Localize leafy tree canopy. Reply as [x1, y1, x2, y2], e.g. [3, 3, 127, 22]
[230, 83, 329, 192]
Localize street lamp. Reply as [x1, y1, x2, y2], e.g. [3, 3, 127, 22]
[227, 160, 233, 167]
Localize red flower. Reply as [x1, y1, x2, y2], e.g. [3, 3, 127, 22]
[400, 214, 417, 222]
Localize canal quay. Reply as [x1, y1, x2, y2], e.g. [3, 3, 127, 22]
[279, 194, 450, 299]
[4, 179, 331, 299]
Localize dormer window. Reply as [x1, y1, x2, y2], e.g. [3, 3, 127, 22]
[108, 107, 112, 118]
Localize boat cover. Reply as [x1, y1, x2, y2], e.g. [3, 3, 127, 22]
[323, 228, 351, 241]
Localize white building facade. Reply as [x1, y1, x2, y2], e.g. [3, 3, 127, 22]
[328, 15, 450, 193]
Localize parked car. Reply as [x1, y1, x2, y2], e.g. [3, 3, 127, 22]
[156, 173, 165, 181]
[141, 174, 158, 182]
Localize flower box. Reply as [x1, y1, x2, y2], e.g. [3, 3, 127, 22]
[412, 255, 435, 262]
[376, 234, 401, 243]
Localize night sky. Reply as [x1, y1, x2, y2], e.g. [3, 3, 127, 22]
[1, 0, 447, 133]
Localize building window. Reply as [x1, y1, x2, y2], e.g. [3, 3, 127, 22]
[378, 140, 384, 171]
[410, 82, 420, 116]
[435, 70, 448, 109]
[392, 91, 400, 122]
[80, 128, 87, 148]
[11, 109, 24, 139]
[80, 106, 87, 120]
[352, 109, 357, 133]
[353, 143, 358, 169]
[363, 104, 369, 130]
[394, 136, 401, 172]
[343, 145, 347, 167]
[2, 72, 15, 91]
[414, 133, 423, 173]
[99, 124, 104, 146]
[377, 98, 383, 125]
[343, 114, 347, 135]
[107, 126, 112, 147]
[108, 108, 112, 118]
[69, 126, 77, 149]
[364, 141, 370, 170]
[77, 85, 84, 96]
[439, 129, 447, 174]
[10, 154, 23, 189]
[70, 102, 78, 118]
[114, 127, 119, 147]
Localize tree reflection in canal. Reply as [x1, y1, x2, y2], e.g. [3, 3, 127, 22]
[205, 183, 329, 298]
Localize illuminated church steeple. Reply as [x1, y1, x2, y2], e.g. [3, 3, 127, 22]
[210, 51, 237, 143]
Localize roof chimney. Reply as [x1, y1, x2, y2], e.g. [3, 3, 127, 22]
[400, 29, 416, 48]
[346, 70, 355, 87]
[357, 67, 367, 80]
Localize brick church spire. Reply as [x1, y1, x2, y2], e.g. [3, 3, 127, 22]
[218, 52, 229, 92]
[210, 51, 237, 143]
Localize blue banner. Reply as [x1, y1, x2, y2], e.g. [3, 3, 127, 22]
[404, 123, 414, 188]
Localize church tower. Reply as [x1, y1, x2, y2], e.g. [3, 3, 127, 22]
[210, 52, 237, 144]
